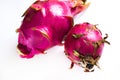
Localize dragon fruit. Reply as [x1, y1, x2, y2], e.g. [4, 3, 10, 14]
[17, 0, 89, 58]
[64, 22, 110, 72]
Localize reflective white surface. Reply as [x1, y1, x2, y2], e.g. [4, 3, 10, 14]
[0, 0, 120, 80]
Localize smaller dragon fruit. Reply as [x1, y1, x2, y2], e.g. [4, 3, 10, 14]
[17, 0, 89, 58]
[64, 22, 110, 72]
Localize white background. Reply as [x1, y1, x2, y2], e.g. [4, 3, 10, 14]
[0, 0, 120, 80]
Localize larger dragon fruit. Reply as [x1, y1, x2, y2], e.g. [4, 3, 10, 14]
[17, 0, 89, 58]
[64, 22, 110, 72]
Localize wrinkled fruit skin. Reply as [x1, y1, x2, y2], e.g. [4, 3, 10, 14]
[64, 22, 110, 72]
[17, 0, 89, 58]
[17, 26, 53, 58]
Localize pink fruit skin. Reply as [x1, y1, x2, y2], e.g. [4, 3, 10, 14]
[64, 22, 109, 72]
[17, 25, 53, 58]
[17, 0, 89, 58]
